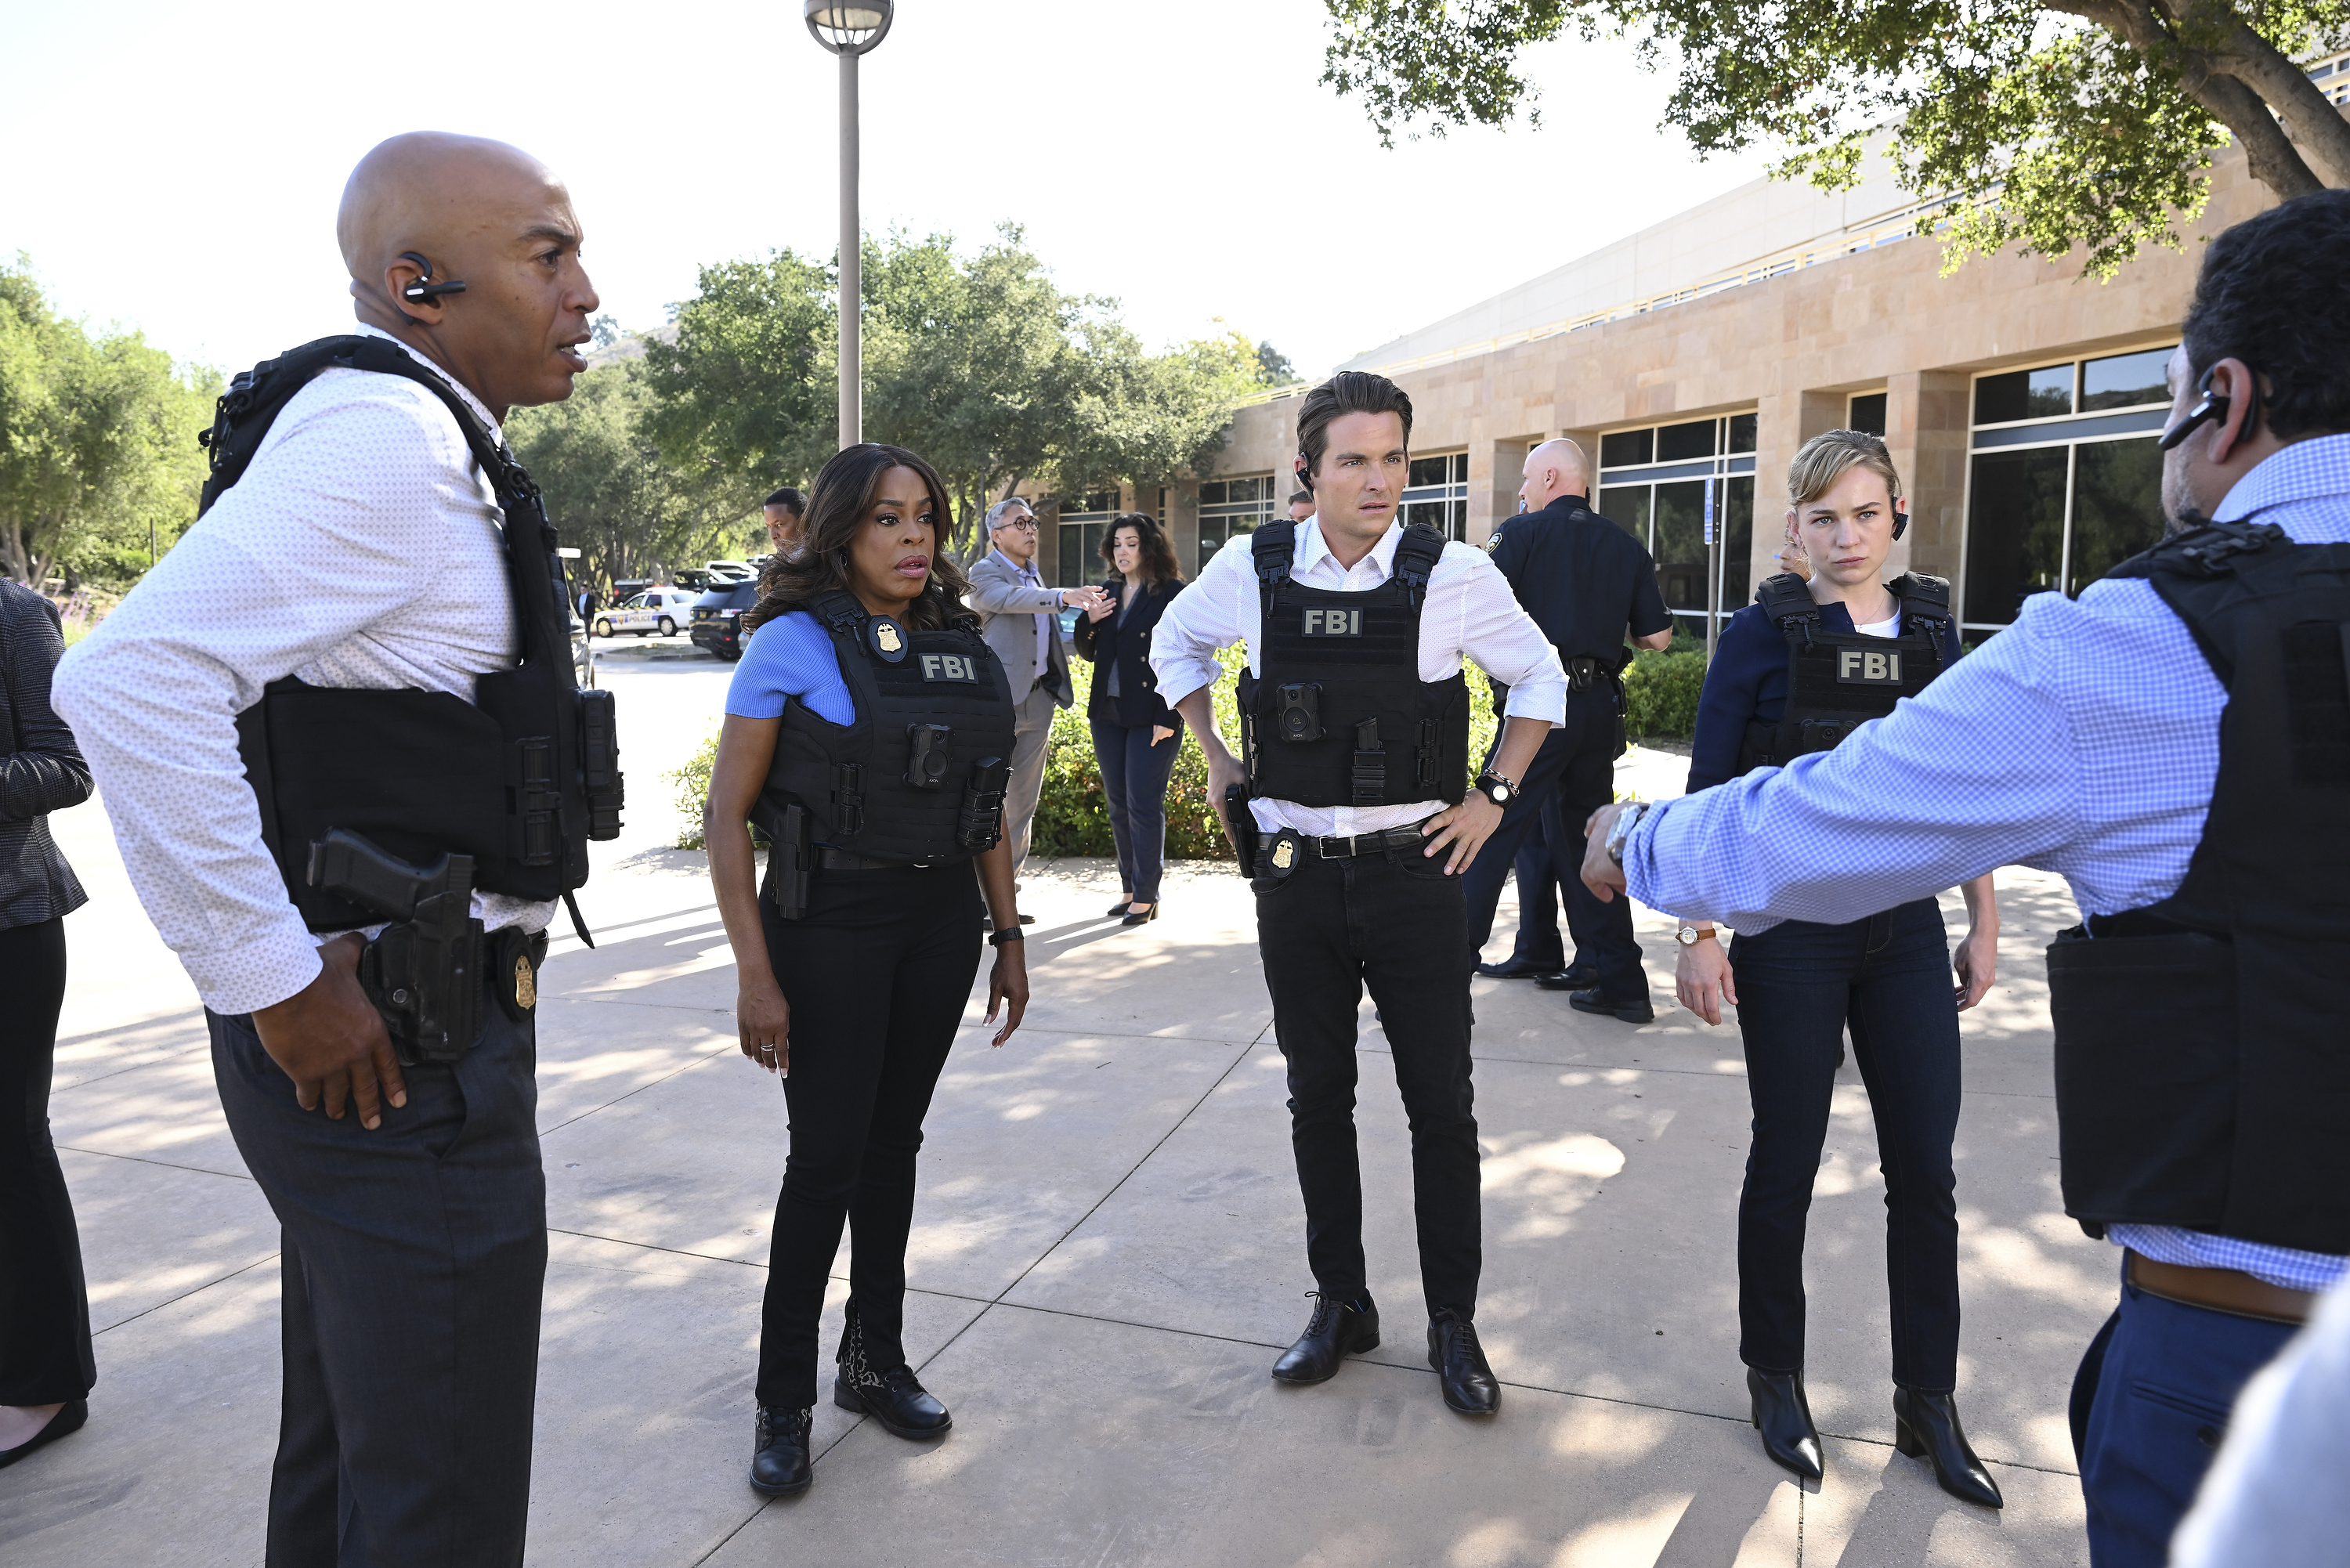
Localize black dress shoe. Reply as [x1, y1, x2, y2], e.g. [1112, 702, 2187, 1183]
[1534, 965, 1603, 992]
[1568, 986, 1654, 1023]
[1746, 1367, 1823, 1480]
[1271, 1292, 1379, 1384]
[1120, 902, 1159, 927]
[749, 1404, 814, 1496]
[1475, 955, 1565, 980]
[1106, 900, 1133, 917]
[1893, 1386, 2004, 1508]
[0, 1400, 86, 1470]
[1427, 1311, 1500, 1414]
[835, 1301, 952, 1439]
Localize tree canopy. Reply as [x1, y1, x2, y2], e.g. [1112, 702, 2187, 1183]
[0, 257, 216, 589]
[1322, 1, 2350, 276]
[645, 227, 1275, 555]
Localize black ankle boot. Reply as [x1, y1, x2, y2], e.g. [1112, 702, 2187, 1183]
[1893, 1386, 2003, 1508]
[749, 1404, 813, 1496]
[1747, 1367, 1823, 1480]
[834, 1301, 951, 1440]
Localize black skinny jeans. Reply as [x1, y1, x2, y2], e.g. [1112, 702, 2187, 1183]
[1256, 845, 1481, 1317]
[1730, 897, 1963, 1391]
[0, 915, 93, 1407]
[756, 864, 984, 1410]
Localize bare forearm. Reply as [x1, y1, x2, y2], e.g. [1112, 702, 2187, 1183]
[1489, 716, 1550, 783]
[975, 833, 1018, 927]
[1174, 688, 1235, 766]
[1960, 872, 1998, 931]
[706, 820, 776, 987]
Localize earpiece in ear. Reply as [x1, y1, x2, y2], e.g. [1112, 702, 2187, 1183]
[397, 251, 469, 307]
[1892, 502, 1909, 542]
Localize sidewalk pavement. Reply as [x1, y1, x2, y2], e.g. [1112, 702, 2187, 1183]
[2, 644, 2099, 1565]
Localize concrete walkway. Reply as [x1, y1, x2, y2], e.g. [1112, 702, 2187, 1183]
[2, 642, 2101, 1566]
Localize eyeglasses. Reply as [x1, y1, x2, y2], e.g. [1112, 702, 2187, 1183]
[994, 517, 1039, 532]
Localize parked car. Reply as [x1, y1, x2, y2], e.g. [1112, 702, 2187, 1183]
[571, 615, 596, 688]
[689, 579, 760, 661]
[591, 587, 699, 638]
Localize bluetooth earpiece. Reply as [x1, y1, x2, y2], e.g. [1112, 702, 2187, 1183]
[2157, 365, 2259, 453]
[1892, 500, 1909, 542]
[398, 252, 468, 308]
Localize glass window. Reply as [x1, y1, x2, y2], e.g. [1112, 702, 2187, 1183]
[1962, 448, 2069, 624]
[1408, 455, 1452, 487]
[1727, 412, 1758, 453]
[1848, 392, 1888, 436]
[1199, 481, 1230, 506]
[1652, 482, 1710, 612]
[1197, 474, 1276, 575]
[1657, 419, 1717, 462]
[2080, 348, 2174, 413]
[2068, 439, 2164, 594]
[1600, 428, 1653, 468]
[1596, 485, 1650, 545]
[1975, 364, 2075, 425]
[1721, 477, 1755, 612]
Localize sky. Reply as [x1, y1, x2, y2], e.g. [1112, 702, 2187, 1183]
[0, 0, 1778, 379]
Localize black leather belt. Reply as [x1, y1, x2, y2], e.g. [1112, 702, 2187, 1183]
[815, 847, 931, 871]
[1307, 817, 1440, 859]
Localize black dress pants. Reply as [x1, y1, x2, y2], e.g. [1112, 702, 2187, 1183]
[1461, 692, 1645, 998]
[0, 916, 95, 1407]
[1256, 845, 1481, 1316]
[210, 1000, 547, 1568]
[1729, 898, 1963, 1391]
[756, 865, 984, 1410]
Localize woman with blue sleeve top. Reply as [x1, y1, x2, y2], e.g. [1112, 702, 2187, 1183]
[1072, 513, 1184, 925]
[703, 443, 1032, 1499]
[1675, 431, 2004, 1508]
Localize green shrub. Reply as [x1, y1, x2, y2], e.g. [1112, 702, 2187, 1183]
[671, 731, 720, 851]
[1623, 648, 1706, 740]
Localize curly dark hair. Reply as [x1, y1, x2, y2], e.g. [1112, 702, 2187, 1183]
[742, 444, 974, 634]
[2182, 189, 2350, 440]
[1098, 512, 1184, 585]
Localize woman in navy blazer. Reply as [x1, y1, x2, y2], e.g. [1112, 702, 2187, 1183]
[1072, 514, 1184, 926]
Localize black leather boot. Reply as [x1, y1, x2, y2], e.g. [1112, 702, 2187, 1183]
[1271, 1292, 1380, 1384]
[833, 1301, 951, 1439]
[1746, 1367, 1823, 1479]
[1426, 1310, 1501, 1415]
[1893, 1386, 2003, 1508]
[749, 1404, 813, 1496]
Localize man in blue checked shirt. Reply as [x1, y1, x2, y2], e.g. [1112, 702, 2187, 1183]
[1581, 190, 2350, 1568]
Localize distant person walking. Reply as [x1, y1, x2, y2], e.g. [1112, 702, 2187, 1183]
[0, 579, 95, 1470]
[967, 499, 1104, 894]
[1072, 514, 1184, 926]
[764, 486, 806, 558]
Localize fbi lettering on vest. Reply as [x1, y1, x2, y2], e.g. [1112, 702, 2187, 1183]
[1300, 608, 1364, 637]
[919, 653, 982, 682]
[1836, 649, 1904, 685]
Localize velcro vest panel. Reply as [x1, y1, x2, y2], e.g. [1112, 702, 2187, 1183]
[208, 336, 621, 931]
[2044, 521, 2350, 1254]
[1237, 523, 1469, 809]
[759, 593, 1018, 865]
[1734, 572, 1951, 774]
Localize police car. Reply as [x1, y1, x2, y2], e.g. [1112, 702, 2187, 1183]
[591, 587, 698, 638]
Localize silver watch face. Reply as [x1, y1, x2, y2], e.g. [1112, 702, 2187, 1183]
[1676, 926, 1697, 945]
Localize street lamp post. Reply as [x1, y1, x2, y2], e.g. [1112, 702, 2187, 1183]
[804, 2, 895, 450]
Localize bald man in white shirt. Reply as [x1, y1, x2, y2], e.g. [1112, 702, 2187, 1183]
[54, 132, 600, 1565]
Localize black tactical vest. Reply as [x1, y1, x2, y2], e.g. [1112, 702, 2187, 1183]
[1237, 522, 1470, 808]
[203, 336, 624, 932]
[757, 592, 1018, 865]
[2044, 519, 2350, 1255]
[1734, 572, 1953, 774]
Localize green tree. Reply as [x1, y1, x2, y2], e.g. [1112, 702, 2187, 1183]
[1321, 2, 2350, 276]
[0, 256, 216, 589]
[640, 250, 838, 491]
[506, 356, 758, 591]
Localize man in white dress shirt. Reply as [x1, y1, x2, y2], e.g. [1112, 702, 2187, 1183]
[1152, 372, 1566, 1416]
[53, 132, 599, 1565]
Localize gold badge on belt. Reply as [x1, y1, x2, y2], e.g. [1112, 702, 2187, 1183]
[1271, 838, 1296, 871]
[513, 951, 537, 1010]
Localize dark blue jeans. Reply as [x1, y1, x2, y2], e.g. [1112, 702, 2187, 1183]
[1729, 897, 1962, 1390]
[1090, 720, 1180, 904]
[2072, 1262, 2297, 1568]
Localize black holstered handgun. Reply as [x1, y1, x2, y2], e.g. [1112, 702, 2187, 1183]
[306, 829, 485, 1065]
[1223, 782, 1262, 876]
[957, 757, 1010, 851]
[765, 803, 811, 919]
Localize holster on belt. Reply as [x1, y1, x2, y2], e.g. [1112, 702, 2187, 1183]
[306, 829, 485, 1066]
[1223, 782, 1262, 878]
[764, 802, 812, 920]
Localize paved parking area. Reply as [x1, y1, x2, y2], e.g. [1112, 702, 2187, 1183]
[2, 643, 2098, 1565]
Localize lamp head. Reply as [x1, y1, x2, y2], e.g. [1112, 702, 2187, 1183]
[804, 0, 894, 54]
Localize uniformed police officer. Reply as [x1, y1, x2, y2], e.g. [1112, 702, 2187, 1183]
[54, 132, 613, 1563]
[703, 443, 1031, 1498]
[1153, 372, 1566, 1415]
[1462, 440, 1673, 1015]
[1582, 190, 2350, 1567]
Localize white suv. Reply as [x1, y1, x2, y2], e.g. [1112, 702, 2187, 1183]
[591, 588, 699, 638]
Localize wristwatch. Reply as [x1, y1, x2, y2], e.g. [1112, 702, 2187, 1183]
[1676, 924, 1717, 946]
[1474, 770, 1517, 806]
[1603, 800, 1651, 867]
[988, 927, 1025, 947]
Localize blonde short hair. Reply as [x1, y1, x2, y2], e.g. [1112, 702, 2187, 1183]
[1787, 429, 1902, 509]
